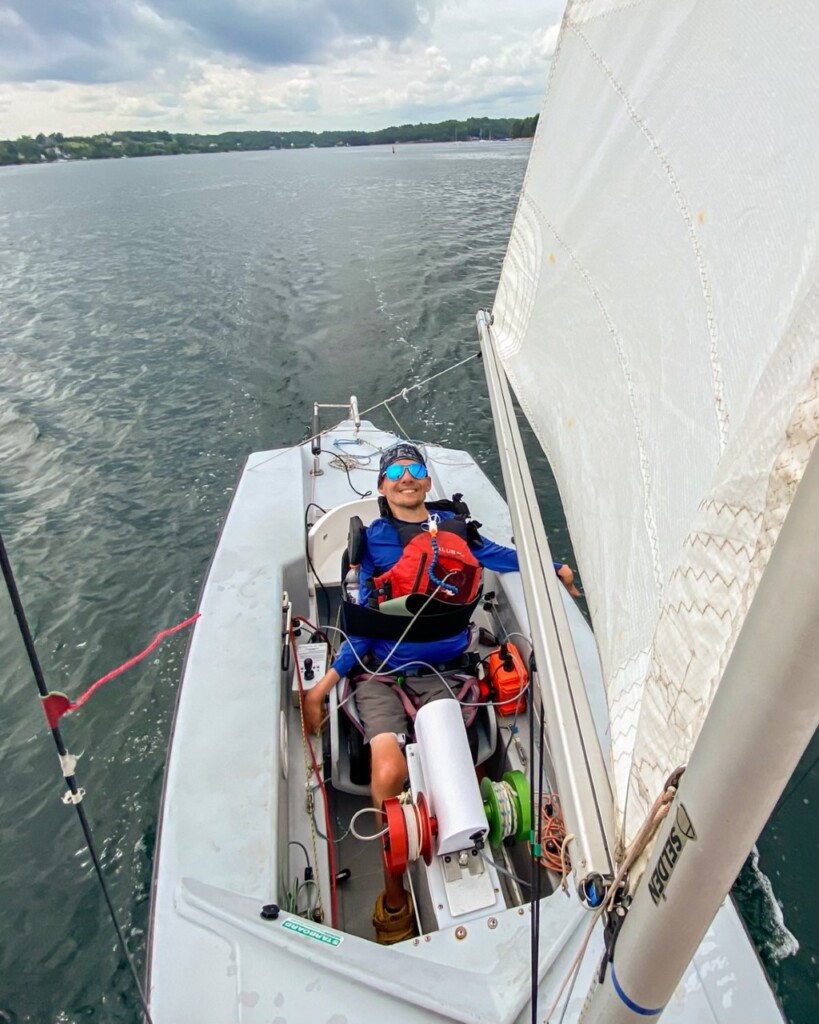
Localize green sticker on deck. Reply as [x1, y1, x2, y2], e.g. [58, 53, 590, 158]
[282, 918, 343, 947]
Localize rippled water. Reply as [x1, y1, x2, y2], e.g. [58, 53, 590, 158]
[0, 145, 815, 1023]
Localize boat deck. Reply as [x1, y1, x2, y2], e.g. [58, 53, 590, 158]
[146, 418, 784, 1023]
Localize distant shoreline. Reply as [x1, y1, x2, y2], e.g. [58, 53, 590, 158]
[1, 115, 538, 168]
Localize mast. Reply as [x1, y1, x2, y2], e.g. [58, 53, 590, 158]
[477, 310, 616, 892]
[581, 441, 819, 1022]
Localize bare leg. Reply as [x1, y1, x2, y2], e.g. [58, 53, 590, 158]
[369, 732, 409, 909]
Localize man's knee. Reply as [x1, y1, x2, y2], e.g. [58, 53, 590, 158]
[371, 759, 405, 797]
[370, 735, 407, 800]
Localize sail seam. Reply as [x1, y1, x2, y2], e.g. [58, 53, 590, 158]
[669, 569, 744, 594]
[541, 217, 665, 598]
[609, 647, 651, 678]
[695, 499, 764, 525]
[622, 360, 819, 846]
[569, 21, 730, 455]
[570, 0, 653, 23]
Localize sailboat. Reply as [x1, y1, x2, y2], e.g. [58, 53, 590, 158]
[147, 0, 818, 1021]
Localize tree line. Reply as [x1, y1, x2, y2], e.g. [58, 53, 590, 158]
[0, 116, 539, 167]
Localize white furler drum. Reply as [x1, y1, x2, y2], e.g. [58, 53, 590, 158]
[414, 699, 488, 855]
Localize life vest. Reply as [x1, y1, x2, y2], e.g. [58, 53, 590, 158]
[340, 496, 484, 643]
[372, 518, 482, 605]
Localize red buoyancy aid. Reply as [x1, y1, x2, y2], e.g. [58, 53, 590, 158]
[373, 518, 482, 605]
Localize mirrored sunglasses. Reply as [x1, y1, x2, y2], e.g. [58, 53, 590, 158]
[384, 462, 428, 481]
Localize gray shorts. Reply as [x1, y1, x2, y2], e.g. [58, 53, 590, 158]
[353, 675, 455, 743]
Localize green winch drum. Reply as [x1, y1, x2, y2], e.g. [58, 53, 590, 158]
[481, 770, 531, 847]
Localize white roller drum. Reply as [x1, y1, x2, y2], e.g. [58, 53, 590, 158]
[414, 700, 487, 855]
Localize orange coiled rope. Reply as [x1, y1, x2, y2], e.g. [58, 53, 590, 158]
[537, 794, 569, 874]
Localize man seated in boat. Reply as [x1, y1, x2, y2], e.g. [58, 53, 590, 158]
[303, 441, 578, 943]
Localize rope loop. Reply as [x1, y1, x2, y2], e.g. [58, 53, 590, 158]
[350, 806, 389, 841]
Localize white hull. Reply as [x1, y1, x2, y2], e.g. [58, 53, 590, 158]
[146, 419, 782, 1023]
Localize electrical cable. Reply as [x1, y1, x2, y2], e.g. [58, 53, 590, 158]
[303, 616, 531, 716]
[500, 695, 524, 766]
[319, 447, 373, 498]
[303, 504, 333, 623]
[479, 850, 532, 889]
[290, 625, 338, 927]
[288, 840, 311, 870]
[295, 572, 461, 715]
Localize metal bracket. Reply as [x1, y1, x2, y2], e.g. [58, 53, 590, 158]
[281, 592, 292, 672]
[596, 880, 632, 984]
[310, 395, 360, 476]
[442, 848, 485, 883]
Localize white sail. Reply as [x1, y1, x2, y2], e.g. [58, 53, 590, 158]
[492, 0, 819, 849]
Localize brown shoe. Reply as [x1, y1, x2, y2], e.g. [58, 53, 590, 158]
[372, 890, 417, 945]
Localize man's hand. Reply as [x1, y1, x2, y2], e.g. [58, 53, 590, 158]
[302, 686, 326, 733]
[557, 563, 581, 598]
[301, 667, 341, 734]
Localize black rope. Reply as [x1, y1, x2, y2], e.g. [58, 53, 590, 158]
[319, 448, 373, 499]
[499, 672, 525, 768]
[304, 504, 333, 622]
[0, 530, 154, 1024]
[529, 653, 540, 1023]
[535, 690, 548, 1020]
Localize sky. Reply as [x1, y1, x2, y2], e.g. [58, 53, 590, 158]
[0, 1, 565, 139]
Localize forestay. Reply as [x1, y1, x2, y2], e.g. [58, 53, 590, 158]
[491, 0, 819, 848]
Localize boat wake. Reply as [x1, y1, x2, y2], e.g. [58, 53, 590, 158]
[735, 847, 799, 965]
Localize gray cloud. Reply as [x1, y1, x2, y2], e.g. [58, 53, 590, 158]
[0, 1, 182, 83]
[0, 0, 435, 84]
[153, 0, 431, 62]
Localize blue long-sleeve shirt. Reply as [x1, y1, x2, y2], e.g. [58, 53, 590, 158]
[332, 510, 520, 677]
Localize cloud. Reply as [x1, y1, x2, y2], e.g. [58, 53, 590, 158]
[179, 62, 323, 123]
[282, 73, 321, 113]
[162, 0, 435, 64]
[0, 0, 563, 137]
[0, 0, 190, 84]
[469, 26, 559, 80]
[336, 22, 555, 122]
[0, 0, 437, 85]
